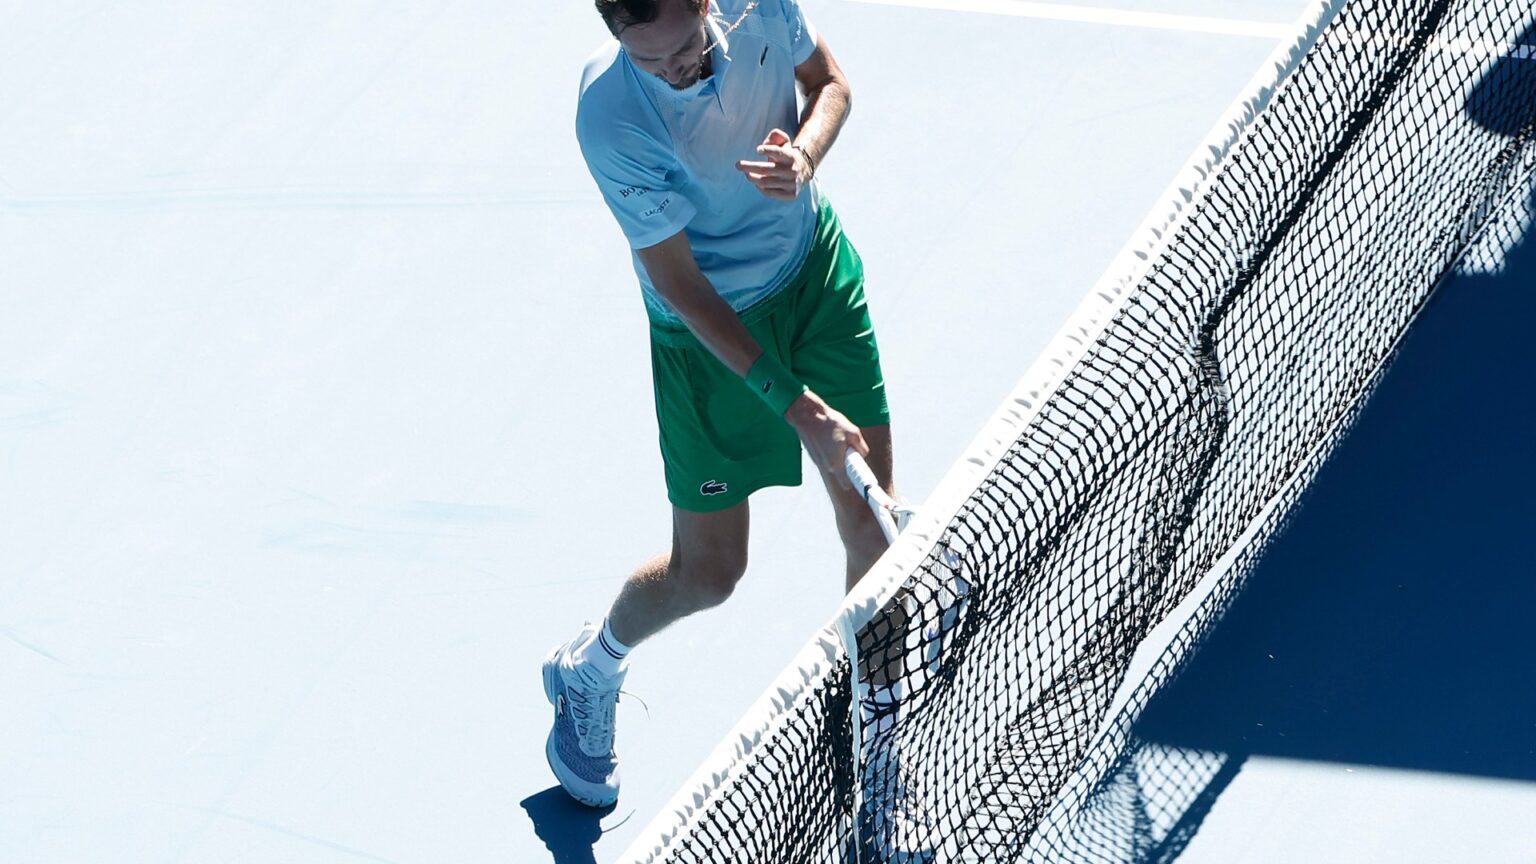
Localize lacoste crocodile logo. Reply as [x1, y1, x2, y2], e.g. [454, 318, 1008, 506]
[700, 480, 729, 496]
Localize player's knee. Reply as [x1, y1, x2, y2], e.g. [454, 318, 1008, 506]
[676, 546, 748, 610]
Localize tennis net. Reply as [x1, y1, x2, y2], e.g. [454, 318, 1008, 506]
[621, 0, 1536, 860]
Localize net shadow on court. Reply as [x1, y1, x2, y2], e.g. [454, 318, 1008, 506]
[1027, 40, 1536, 858]
[1131, 196, 1536, 783]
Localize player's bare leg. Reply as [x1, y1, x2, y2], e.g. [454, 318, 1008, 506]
[544, 501, 750, 807]
[605, 501, 751, 647]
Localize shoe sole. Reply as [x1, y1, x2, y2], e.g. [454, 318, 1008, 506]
[543, 643, 619, 809]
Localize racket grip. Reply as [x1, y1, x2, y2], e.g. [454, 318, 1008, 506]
[844, 449, 881, 503]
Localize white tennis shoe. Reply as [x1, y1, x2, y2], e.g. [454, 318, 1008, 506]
[543, 623, 624, 808]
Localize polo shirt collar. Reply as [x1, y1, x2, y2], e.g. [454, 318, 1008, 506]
[633, 12, 732, 107]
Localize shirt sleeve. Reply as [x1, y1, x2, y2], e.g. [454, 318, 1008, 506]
[776, 0, 819, 66]
[576, 114, 698, 250]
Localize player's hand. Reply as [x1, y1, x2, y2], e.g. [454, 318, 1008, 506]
[735, 128, 810, 202]
[785, 390, 867, 489]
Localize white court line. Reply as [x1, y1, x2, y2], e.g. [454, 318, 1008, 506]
[845, 0, 1536, 58]
[842, 0, 1295, 38]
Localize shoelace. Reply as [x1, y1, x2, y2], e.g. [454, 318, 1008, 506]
[567, 666, 623, 758]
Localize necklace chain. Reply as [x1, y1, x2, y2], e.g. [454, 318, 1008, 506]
[701, 1, 758, 61]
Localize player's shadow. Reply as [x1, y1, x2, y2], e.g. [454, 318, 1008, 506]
[1134, 56, 1536, 782]
[519, 787, 612, 864]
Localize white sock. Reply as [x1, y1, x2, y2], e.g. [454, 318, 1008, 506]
[575, 617, 630, 679]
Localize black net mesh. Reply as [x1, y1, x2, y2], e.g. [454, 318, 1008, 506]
[632, 1, 1536, 861]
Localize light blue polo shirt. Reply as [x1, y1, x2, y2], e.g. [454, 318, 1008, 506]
[576, 0, 821, 324]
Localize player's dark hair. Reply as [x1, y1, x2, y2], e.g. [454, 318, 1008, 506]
[595, 0, 707, 35]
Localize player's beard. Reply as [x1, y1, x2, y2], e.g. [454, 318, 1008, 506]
[669, 47, 712, 91]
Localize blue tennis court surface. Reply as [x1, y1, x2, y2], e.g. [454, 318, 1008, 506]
[4, 2, 1532, 862]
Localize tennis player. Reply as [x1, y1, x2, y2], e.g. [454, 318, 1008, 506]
[543, 0, 896, 813]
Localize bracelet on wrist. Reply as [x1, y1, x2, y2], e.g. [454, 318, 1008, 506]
[792, 143, 817, 180]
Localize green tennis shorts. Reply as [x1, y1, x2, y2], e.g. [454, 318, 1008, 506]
[648, 198, 889, 512]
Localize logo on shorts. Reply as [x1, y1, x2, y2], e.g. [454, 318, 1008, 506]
[760, 380, 773, 395]
[700, 480, 729, 496]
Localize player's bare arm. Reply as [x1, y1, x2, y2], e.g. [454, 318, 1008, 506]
[636, 231, 768, 376]
[736, 39, 851, 200]
[637, 230, 869, 485]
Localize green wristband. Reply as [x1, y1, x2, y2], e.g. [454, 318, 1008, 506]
[744, 351, 807, 417]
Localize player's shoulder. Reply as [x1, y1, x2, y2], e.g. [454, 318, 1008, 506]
[578, 39, 625, 106]
[727, 0, 814, 53]
[575, 40, 669, 166]
[576, 41, 643, 142]
[735, 0, 809, 26]
[721, 0, 798, 18]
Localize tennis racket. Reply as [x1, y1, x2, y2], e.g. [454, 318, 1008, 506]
[843, 449, 918, 544]
[844, 448, 971, 682]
